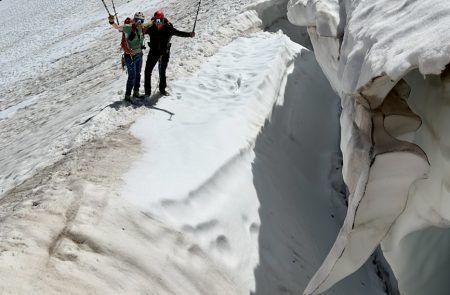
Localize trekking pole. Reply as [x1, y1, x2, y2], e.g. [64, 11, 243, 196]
[111, 0, 119, 24]
[192, 0, 201, 32]
[100, 0, 112, 15]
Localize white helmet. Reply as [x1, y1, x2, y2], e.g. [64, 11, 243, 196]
[134, 11, 145, 21]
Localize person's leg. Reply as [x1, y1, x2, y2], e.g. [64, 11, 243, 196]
[133, 54, 143, 96]
[159, 52, 170, 93]
[124, 54, 136, 98]
[144, 52, 160, 96]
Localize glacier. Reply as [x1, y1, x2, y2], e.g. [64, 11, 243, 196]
[1, 0, 448, 293]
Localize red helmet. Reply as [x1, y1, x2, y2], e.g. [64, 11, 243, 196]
[154, 10, 164, 19]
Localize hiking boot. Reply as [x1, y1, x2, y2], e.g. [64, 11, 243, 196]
[160, 89, 170, 96]
[144, 94, 151, 100]
[133, 91, 145, 99]
[124, 95, 132, 102]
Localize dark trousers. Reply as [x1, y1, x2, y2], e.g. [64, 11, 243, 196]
[124, 54, 143, 96]
[144, 51, 170, 95]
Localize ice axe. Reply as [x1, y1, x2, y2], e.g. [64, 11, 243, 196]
[100, 0, 119, 24]
[100, 0, 112, 15]
[110, 0, 119, 25]
[192, 0, 201, 33]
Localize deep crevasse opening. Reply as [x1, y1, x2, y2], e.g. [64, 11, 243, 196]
[380, 69, 450, 295]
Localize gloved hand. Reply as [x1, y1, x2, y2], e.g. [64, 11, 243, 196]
[108, 15, 115, 25]
[190, 32, 195, 37]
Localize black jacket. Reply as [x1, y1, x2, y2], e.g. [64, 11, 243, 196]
[145, 18, 191, 54]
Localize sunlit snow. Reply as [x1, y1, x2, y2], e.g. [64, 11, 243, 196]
[3, 0, 448, 294]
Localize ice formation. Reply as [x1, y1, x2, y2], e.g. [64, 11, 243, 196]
[287, 0, 450, 294]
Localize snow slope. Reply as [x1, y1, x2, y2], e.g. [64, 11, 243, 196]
[0, 0, 260, 196]
[287, 0, 450, 294]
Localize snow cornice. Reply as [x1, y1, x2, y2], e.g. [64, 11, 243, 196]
[288, 0, 450, 294]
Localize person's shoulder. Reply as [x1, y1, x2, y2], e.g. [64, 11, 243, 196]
[122, 24, 132, 32]
[164, 18, 173, 27]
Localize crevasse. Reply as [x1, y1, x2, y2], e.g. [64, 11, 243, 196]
[287, 0, 450, 294]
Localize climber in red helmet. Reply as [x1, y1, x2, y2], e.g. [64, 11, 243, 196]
[154, 10, 164, 20]
[143, 10, 195, 97]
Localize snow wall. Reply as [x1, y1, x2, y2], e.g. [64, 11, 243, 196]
[287, 0, 450, 294]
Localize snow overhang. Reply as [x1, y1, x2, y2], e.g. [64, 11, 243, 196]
[287, 0, 343, 37]
[288, 0, 450, 294]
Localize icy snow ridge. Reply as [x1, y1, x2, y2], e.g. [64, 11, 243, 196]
[288, 0, 450, 294]
[124, 32, 312, 293]
[123, 31, 385, 294]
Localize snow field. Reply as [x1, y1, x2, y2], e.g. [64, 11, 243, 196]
[0, 0, 260, 196]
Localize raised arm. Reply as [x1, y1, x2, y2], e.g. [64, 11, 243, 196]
[108, 15, 123, 32]
[169, 23, 195, 38]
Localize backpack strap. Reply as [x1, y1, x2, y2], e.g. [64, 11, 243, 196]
[120, 19, 145, 55]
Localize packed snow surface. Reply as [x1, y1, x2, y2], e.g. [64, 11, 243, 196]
[0, 0, 259, 196]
